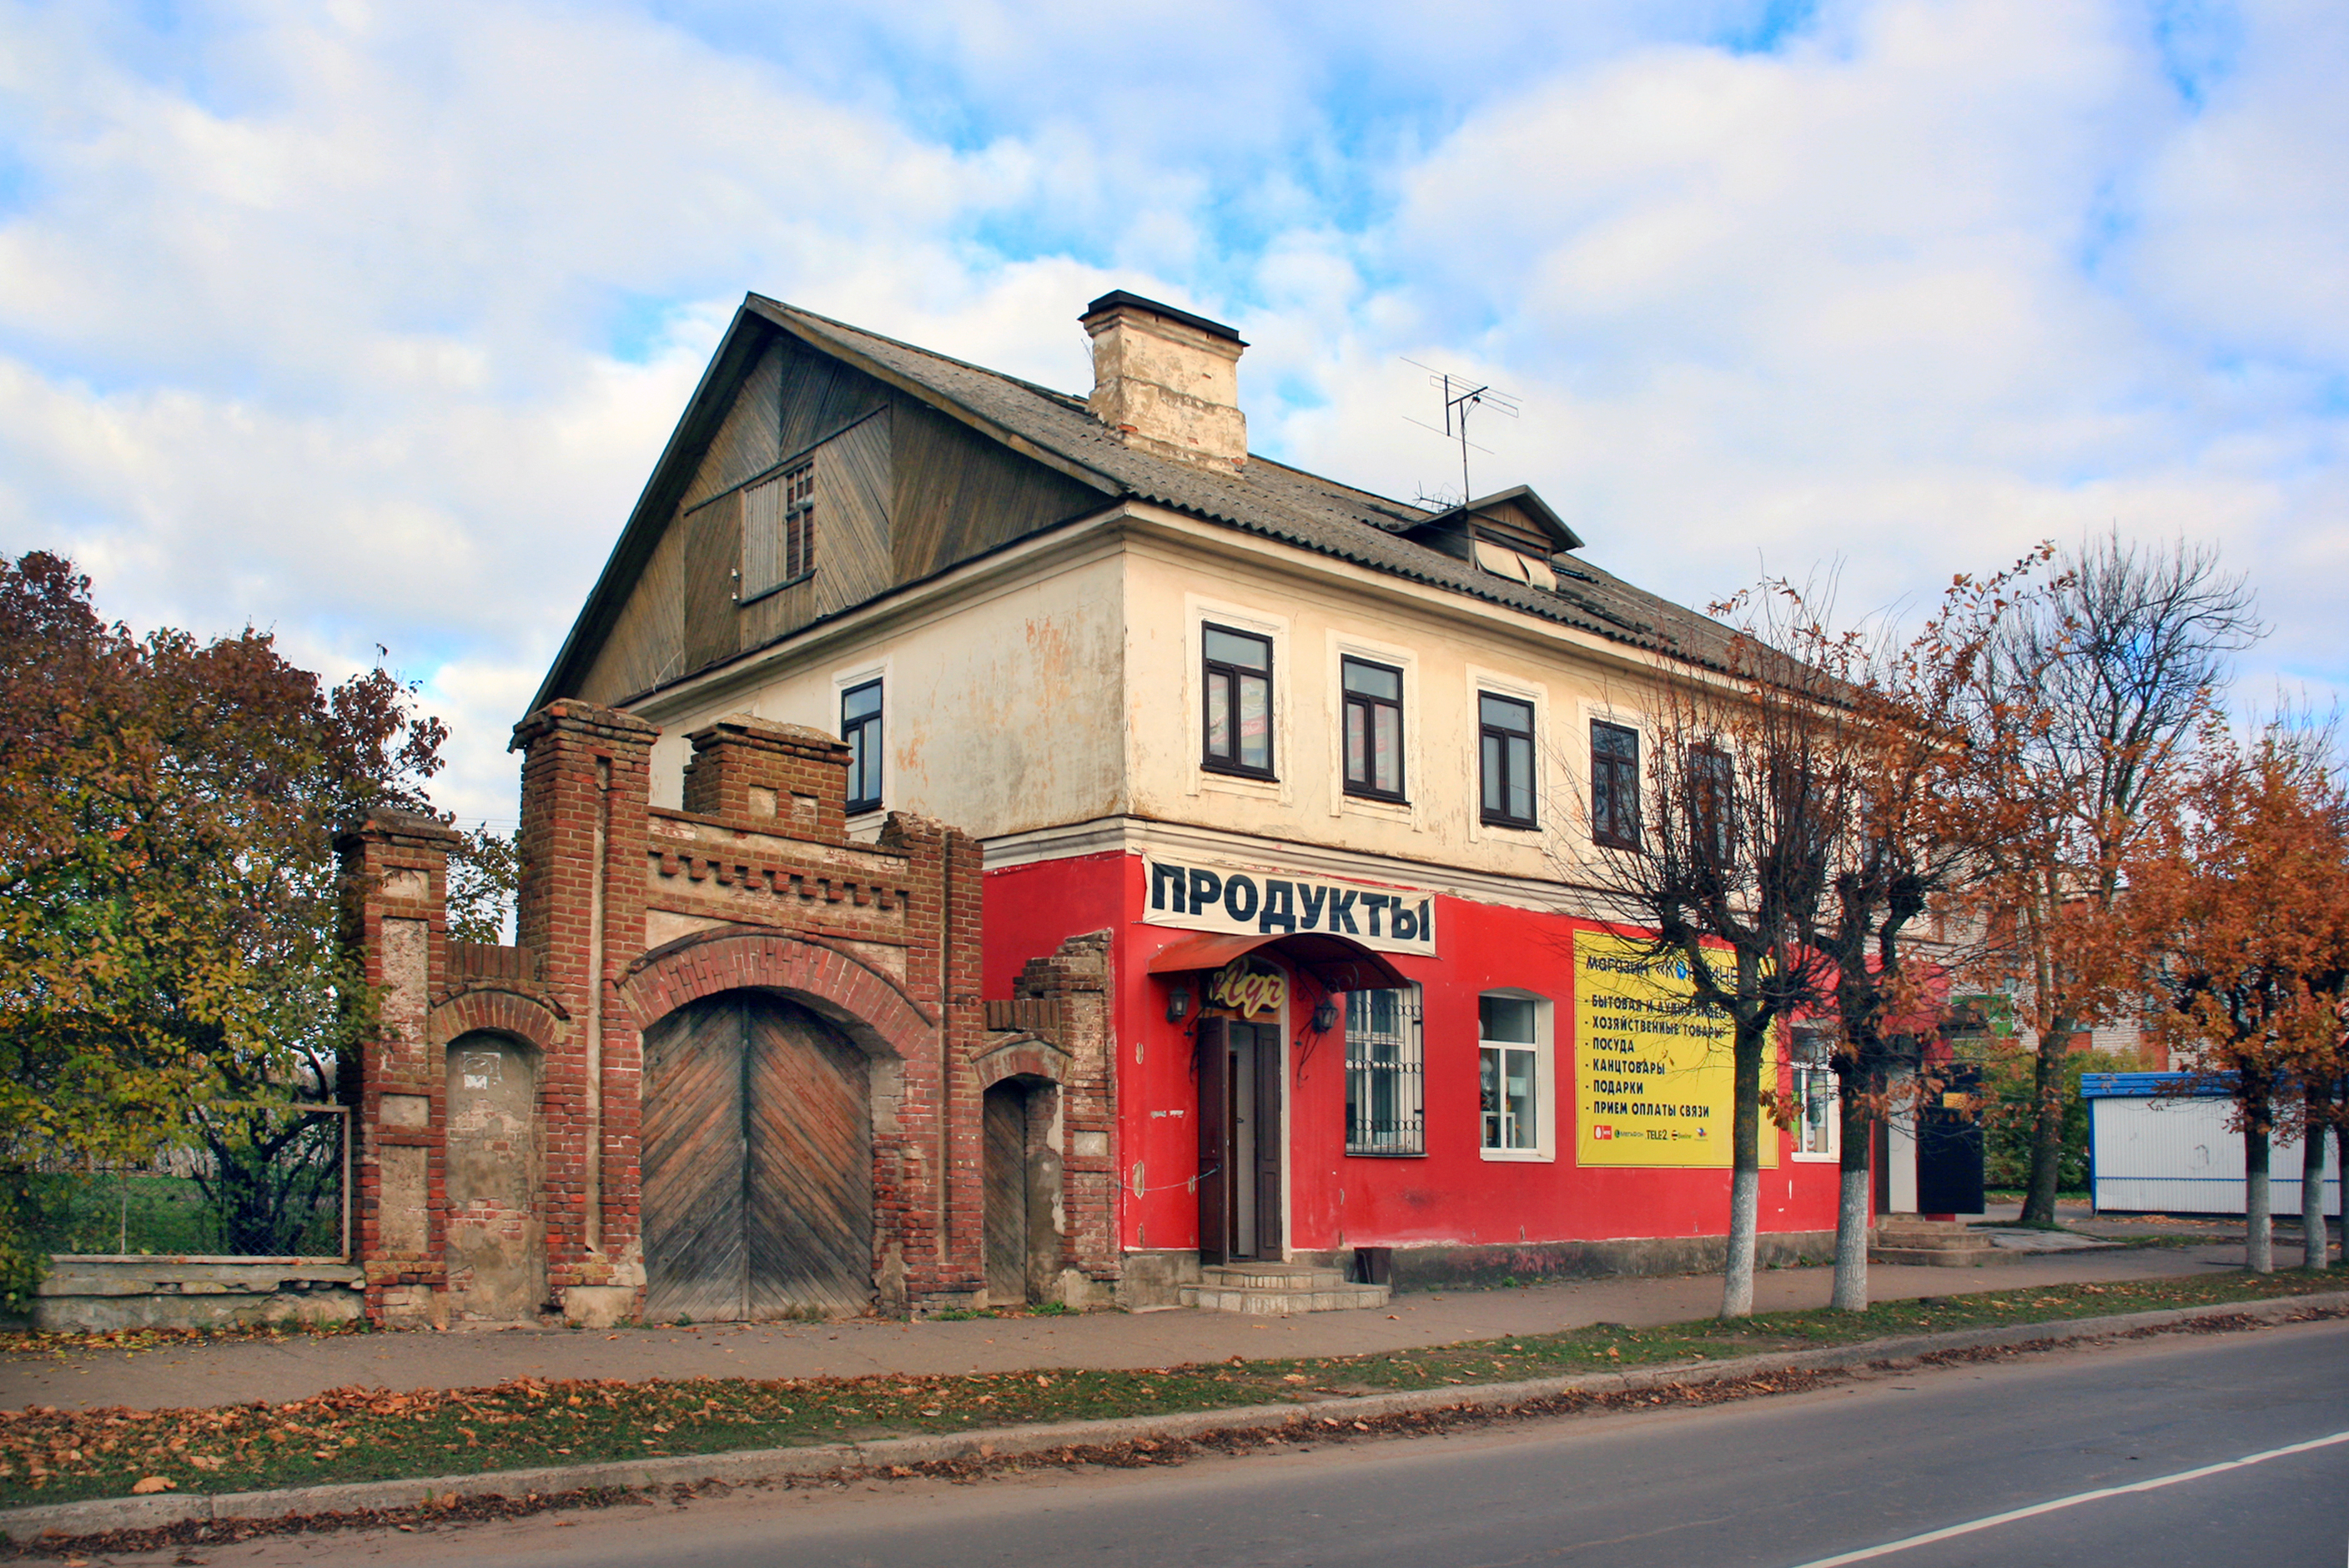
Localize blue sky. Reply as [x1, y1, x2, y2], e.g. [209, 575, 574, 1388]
[1, 0, 2342, 822]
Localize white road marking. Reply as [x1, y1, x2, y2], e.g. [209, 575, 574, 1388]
[1784, 1428, 2349, 1567]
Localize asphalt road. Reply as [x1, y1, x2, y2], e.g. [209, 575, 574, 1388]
[144, 1316, 2349, 1568]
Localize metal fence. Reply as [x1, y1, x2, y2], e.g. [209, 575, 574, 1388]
[18, 1103, 350, 1261]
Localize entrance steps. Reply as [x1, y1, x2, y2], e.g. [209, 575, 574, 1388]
[1180, 1263, 1391, 1314]
[1869, 1219, 1997, 1268]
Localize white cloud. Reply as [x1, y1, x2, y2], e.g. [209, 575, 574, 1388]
[0, 0, 2342, 826]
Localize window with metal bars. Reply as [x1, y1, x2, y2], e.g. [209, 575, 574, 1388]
[1346, 986, 1424, 1155]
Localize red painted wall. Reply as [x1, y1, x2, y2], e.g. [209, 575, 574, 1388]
[984, 854, 1841, 1256]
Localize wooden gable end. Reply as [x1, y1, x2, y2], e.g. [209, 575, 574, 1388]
[1466, 497, 1563, 558]
[568, 331, 1109, 707]
[889, 399, 1104, 584]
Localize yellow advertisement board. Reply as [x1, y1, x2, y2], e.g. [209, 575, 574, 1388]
[1572, 930, 1777, 1168]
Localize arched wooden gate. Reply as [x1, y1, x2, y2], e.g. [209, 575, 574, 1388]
[640, 991, 876, 1321]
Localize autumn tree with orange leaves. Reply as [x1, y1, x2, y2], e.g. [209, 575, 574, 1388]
[1960, 534, 2264, 1228]
[2125, 718, 2349, 1273]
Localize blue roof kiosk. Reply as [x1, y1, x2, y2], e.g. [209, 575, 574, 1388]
[2084, 1073, 2340, 1217]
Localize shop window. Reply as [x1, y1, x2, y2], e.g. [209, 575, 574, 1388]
[1591, 720, 1641, 849]
[842, 679, 883, 814]
[1341, 656, 1406, 801]
[1790, 1026, 1839, 1161]
[1479, 693, 1536, 828]
[1479, 992, 1550, 1158]
[1202, 624, 1275, 777]
[1346, 986, 1423, 1155]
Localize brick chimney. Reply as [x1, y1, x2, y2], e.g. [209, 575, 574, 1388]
[1080, 290, 1248, 470]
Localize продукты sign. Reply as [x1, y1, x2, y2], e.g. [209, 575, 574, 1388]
[1143, 856, 1437, 956]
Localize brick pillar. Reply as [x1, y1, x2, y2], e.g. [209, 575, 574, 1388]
[1014, 932, 1119, 1289]
[511, 700, 657, 1316]
[335, 807, 465, 1325]
[679, 716, 852, 841]
[877, 811, 988, 1308]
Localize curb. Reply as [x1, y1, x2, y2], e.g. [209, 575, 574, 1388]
[6, 1289, 2342, 1543]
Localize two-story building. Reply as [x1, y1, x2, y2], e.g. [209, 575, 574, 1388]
[531, 289, 1842, 1307]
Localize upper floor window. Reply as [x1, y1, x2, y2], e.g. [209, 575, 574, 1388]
[842, 679, 883, 814]
[1341, 656, 1405, 801]
[1201, 624, 1274, 777]
[1691, 743, 1736, 870]
[1479, 694, 1536, 828]
[740, 460, 817, 602]
[1591, 720, 1641, 849]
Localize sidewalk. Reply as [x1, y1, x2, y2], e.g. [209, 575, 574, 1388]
[1, 1239, 2258, 1414]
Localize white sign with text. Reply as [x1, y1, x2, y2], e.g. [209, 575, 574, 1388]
[1142, 855, 1437, 956]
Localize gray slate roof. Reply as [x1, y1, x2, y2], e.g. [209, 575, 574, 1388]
[536, 294, 1745, 711]
[748, 296, 1740, 670]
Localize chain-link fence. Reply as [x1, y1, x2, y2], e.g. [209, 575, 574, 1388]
[16, 1103, 348, 1260]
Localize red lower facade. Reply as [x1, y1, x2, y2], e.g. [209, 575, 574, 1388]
[986, 850, 1842, 1269]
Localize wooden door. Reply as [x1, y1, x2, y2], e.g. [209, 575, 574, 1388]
[1195, 1019, 1230, 1265]
[641, 996, 748, 1323]
[1248, 1023, 1285, 1258]
[983, 1082, 1029, 1304]
[642, 993, 874, 1322]
[744, 1001, 873, 1319]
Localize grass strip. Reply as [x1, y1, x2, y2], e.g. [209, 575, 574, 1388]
[3, 1267, 2339, 1510]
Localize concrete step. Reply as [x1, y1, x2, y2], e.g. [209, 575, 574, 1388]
[1869, 1244, 1994, 1268]
[1179, 1281, 1392, 1314]
[1869, 1222, 1997, 1267]
[1200, 1264, 1354, 1292]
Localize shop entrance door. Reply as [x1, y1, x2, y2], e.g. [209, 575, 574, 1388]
[1195, 1018, 1283, 1264]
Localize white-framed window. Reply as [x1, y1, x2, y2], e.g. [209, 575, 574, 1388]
[1479, 990, 1554, 1160]
[841, 678, 883, 814]
[1789, 1025, 1839, 1161]
[1346, 986, 1424, 1156]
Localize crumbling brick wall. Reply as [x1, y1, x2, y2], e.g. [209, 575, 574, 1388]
[340, 706, 1117, 1325]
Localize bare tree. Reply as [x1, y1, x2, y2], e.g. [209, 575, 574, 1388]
[1567, 593, 1851, 1318]
[1972, 532, 2262, 1228]
[1809, 557, 2045, 1308]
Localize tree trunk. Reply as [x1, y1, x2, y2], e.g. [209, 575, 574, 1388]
[2020, 1023, 2070, 1227]
[1720, 1027, 1765, 1319]
[2244, 1110, 2271, 1275]
[2303, 1118, 2330, 1272]
[1831, 1078, 1872, 1310]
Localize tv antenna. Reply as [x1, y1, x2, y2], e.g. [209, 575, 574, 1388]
[1401, 358, 1519, 508]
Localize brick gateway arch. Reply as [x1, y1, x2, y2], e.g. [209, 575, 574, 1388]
[339, 705, 1118, 1326]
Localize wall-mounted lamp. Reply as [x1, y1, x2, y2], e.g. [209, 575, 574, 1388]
[1165, 983, 1192, 1025]
[1311, 998, 1339, 1034]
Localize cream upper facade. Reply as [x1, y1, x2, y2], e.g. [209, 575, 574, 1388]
[541, 290, 1742, 907]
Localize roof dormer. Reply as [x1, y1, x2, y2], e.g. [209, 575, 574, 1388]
[1401, 485, 1582, 590]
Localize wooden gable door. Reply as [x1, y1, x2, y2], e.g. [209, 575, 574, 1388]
[641, 993, 873, 1321]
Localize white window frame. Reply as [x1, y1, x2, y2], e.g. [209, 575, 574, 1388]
[1182, 596, 1291, 806]
[1788, 1027, 1841, 1163]
[1345, 984, 1425, 1157]
[1573, 697, 1652, 857]
[1327, 629, 1421, 827]
[832, 657, 891, 820]
[1463, 666, 1547, 847]
[1477, 988, 1556, 1163]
